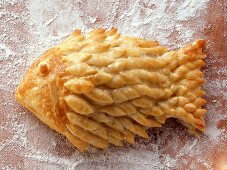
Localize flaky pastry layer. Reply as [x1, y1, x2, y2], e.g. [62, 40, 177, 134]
[16, 28, 207, 151]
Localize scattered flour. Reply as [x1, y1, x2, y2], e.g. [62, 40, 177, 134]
[0, 0, 226, 170]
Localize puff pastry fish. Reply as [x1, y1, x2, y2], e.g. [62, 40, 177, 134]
[16, 28, 207, 151]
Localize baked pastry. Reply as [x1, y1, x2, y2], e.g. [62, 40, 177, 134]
[16, 28, 207, 151]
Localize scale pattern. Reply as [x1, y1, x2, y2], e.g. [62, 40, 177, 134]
[16, 28, 207, 151]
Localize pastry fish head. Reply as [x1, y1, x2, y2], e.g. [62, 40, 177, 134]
[15, 47, 66, 134]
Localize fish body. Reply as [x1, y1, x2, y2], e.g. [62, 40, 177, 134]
[16, 28, 206, 151]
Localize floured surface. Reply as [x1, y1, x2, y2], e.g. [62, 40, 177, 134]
[0, 0, 226, 169]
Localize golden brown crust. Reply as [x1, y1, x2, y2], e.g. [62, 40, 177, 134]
[15, 28, 207, 151]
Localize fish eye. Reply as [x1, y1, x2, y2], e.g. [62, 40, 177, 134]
[38, 62, 49, 76]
